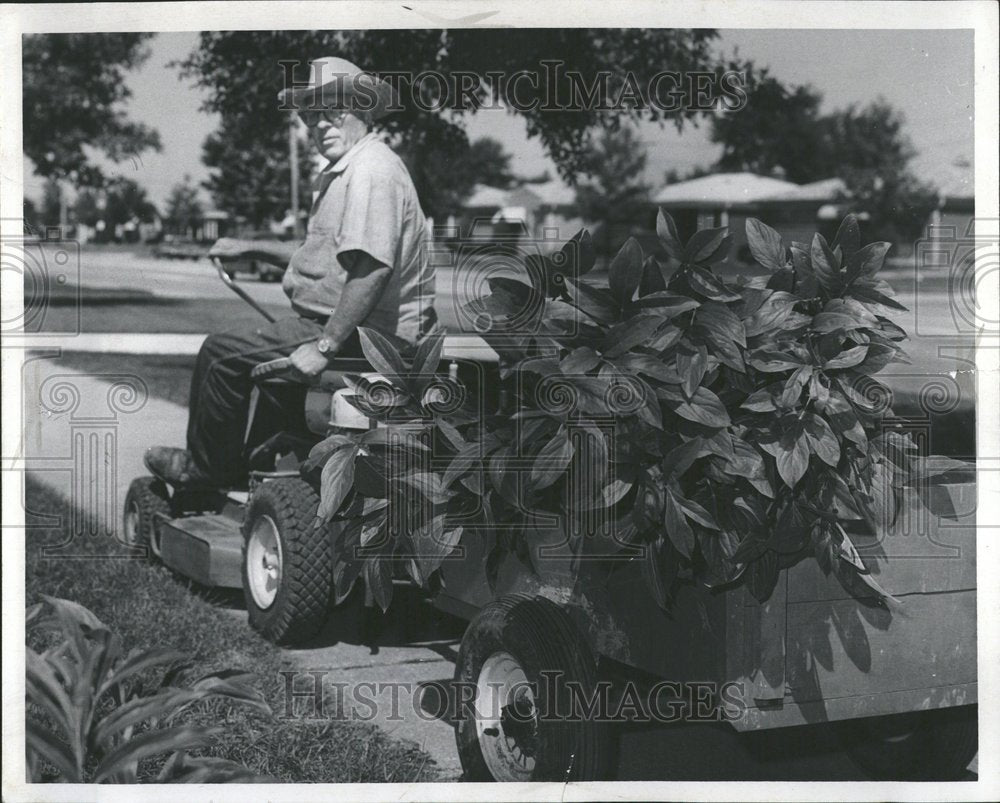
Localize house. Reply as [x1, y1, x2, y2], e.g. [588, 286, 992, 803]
[457, 180, 584, 248]
[651, 172, 850, 263]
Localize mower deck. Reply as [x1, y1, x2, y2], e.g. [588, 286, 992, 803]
[155, 510, 244, 588]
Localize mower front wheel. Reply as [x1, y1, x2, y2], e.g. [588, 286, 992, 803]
[241, 478, 340, 645]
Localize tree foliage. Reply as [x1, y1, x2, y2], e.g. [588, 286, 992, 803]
[176, 30, 725, 220]
[710, 65, 939, 243]
[22, 33, 162, 187]
[163, 175, 203, 238]
[572, 126, 651, 253]
[308, 211, 958, 613]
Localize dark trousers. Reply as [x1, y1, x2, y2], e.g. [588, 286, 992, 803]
[187, 315, 360, 485]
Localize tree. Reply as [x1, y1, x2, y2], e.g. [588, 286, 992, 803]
[201, 117, 314, 229]
[164, 175, 203, 238]
[176, 30, 729, 220]
[40, 178, 64, 228]
[22, 33, 162, 187]
[571, 126, 650, 253]
[710, 65, 828, 183]
[399, 136, 515, 220]
[710, 72, 939, 243]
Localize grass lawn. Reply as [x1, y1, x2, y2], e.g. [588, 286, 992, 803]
[33, 286, 289, 335]
[24, 476, 440, 783]
[57, 351, 195, 408]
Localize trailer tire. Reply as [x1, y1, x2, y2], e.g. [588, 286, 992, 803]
[841, 704, 977, 780]
[242, 478, 342, 645]
[123, 476, 171, 559]
[454, 593, 612, 782]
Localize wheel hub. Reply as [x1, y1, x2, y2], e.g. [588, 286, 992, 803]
[246, 515, 283, 609]
[476, 651, 538, 781]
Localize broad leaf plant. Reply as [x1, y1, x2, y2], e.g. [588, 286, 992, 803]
[311, 212, 934, 611]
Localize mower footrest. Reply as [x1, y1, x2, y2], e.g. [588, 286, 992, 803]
[158, 514, 243, 588]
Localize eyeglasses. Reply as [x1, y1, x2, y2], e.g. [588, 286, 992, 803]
[297, 108, 352, 128]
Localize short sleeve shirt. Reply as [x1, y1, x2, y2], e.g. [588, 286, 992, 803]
[282, 133, 435, 343]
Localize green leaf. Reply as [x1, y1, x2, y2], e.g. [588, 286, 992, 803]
[398, 471, 455, 504]
[639, 254, 667, 295]
[685, 226, 728, 264]
[26, 720, 80, 782]
[358, 327, 408, 380]
[603, 313, 665, 358]
[317, 445, 358, 522]
[680, 497, 720, 530]
[656, 208, 684, 260]
[94, 724, 221, 783]
[676, 343, 708, 398]
[409, 513, 462, 579]
[846, 241, 891, 282]
[662, 437, 703, 478]
[633, 291, 700, 317]
[408, 330, 445, 390]
[663, 486, 695, 557]
[743, 291, 809, 337]
[775, 431, 810, 488]
[687, 266, 741, 301]
[820, 392, 867, 446]
[812, 311, 867, 334]
[566, 278, 619, 324]
[560, 346, 601, 374]
[611, 353, 681, 384]
[804, 413, 841, 467]
[824, 345, 869, 370]
[849, 281, 908, 311]
[364, 556, 394, 612]
[749, 350, 805, 372]
[742, 385, 780, 412]
[531, 428, 575, 490]
[662, 386, 730, 427]
[810, 233, 840, 292]
[831, 214, 861, 259]
[694, 301, 746, 347]
[745, 218, 786, 271]
[642, 538, 671, 609]
[609, 236, 645, 306]
[780, 365, 812, 408]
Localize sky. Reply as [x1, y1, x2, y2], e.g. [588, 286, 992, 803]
[22, 28, 974, 209]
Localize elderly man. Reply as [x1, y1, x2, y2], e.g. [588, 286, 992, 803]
[145, 57, 435, 488]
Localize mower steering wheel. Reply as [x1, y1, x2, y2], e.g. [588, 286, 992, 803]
[251, 357, 295, 380]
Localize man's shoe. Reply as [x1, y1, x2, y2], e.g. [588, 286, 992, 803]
[143, 447, 216, 488]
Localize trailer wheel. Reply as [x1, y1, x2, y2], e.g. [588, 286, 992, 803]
[123, 476, 171, 559]
[454, 594, 612, 782]
[242, 478, 344, 645]
[841, 704, 977, 780]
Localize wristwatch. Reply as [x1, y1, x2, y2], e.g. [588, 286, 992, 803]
[316, 336, 335, 355]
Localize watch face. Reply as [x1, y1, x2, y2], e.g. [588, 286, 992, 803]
[317, 337, 332, 354]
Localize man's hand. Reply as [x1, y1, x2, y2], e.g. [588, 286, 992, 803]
[288, 341, 331, 378]
[208, 237, 249, 261]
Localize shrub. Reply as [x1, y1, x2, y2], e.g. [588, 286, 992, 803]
[26, 596, 271, 783]
[311, 212, 941, 611]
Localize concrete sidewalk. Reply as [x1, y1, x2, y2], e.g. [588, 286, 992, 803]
[20, 356, 463, 778]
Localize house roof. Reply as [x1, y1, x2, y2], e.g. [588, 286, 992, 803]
[523, 179, 576, 207]
[464, 184, 510, 209]
[464, 179, 577, 211]
[759, 177, 848, 203]
[653, 173, 800, 208]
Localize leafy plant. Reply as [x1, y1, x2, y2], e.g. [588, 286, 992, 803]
[26, 596, 271, 783]
[312, 212, 942, 611]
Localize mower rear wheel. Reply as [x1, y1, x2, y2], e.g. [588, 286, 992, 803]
[123, 476, 171, 559]
[241, 478, 339, 645]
